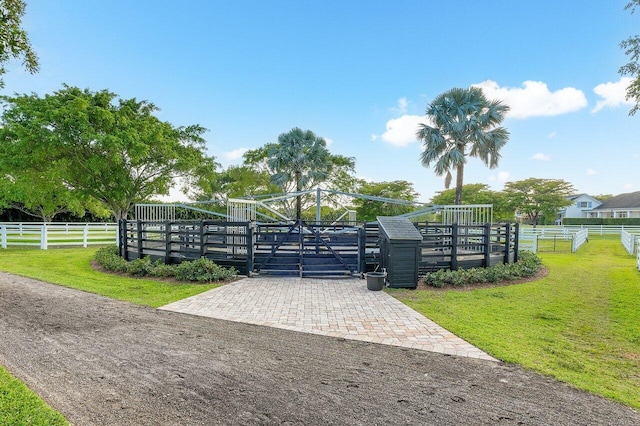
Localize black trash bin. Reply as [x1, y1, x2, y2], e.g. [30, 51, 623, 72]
[377, 216, 422, 289]
[366, 271, 386, 291]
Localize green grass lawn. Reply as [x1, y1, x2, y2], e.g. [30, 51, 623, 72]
[0, 366, 68, 426]
[0, 247, 218, 307]
[390, 235, 640, 408]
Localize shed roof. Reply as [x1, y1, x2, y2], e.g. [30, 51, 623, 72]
[592, 191, 640, 210]
[377, 216, 423, 241]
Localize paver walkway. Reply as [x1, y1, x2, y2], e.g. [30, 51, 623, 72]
[160, 277, 496, 361]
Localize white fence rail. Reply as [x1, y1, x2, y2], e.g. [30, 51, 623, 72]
[572, 229, 589, 252]
[620, 229, 639, 256]
[0, 223, 117, 249]
[518, 233, 538, 253]
[521, 225, 640, 236]
[637, 240, 640, 271]
[518, 228, 589, 254]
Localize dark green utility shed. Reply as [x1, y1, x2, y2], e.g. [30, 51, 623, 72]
[377, 216, 423, 289]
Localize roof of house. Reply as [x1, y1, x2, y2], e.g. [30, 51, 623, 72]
[592, 191, 640, 210]
[567, 193, 600, 201]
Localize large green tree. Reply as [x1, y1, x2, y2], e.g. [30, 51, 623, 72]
[352, 180, 419, 221]
[0, 0, 38, 87]
[430, 183, 514, 222]
[244, 127, 355, 220]
[620, 0, 640, 115]
[0, 85, 212, 219]
[193, 165, 279, 202]
[0, 169, 85, 222]
[502, 178, 575, 226]
[417, 87, 510, 205]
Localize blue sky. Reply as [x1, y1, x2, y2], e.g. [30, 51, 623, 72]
[4, 0, 639, 202]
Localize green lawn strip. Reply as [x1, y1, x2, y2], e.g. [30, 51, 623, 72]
[0, 366, 69, 426]
[0, 248, 218, 307]
[390, 236, 640, 408]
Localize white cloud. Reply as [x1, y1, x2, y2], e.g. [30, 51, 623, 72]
[623, 183, 634, 190]
[379, 114, 428, 147]
[324, 138, 334, 147]
[370, 134, 378, 141]
[586, 168, 598, 176]
[488, 171, 510, 183]
[531, 153, 550, 161]
[393, 97, 409, 114]
[223, 147, 249, 162]
[547, 131, 556, 139]
[472, 80, 587, 119]
[591, 77, 633, 113]
[497, 171, 510, 182]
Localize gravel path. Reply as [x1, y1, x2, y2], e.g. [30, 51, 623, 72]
[0, 272, 638, 425]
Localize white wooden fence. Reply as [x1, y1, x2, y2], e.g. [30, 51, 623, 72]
[620, 229, 639, 256]
[518, 228, 588, 253]
[0, 223, 117, 249]
[637, 240, 640, 271]
[517, 233, 538, 253]
[572, 229, 589, 252]
[521, 224, 640, 236]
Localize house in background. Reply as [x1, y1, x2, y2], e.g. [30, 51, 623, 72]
[558, 193, 602, 222]
[587, 191, 640, 219]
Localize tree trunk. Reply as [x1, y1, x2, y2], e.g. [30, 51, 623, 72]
[454, 163, 464, 205]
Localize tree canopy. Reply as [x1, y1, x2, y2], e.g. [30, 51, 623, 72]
[352, 180, 419, 221]
[620, 0, 640, 115]
[0, 0, 38, 87]
[193, 165, 279, 202]
[430, 183, 514, 222]
[503, 178, 575, 226]
[0, 85, 212, 219]
[244, 127, 355, 220]
[417, 87, 509, 205]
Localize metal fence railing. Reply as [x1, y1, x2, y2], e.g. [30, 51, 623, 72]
[0, 223, 117, 249]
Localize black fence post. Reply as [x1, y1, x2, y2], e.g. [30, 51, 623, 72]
[514, 222, 520, 263]
[136, 220, 143, 260]
[504, 222, 512, 264]
[246, 222, 254, 276]
[199, 220, 205, 258]
[358, 225, 366, 274]
[483, 223, 491, 267]
[164, 221, 171, 264]
[451, 223, 458, 271]
[119, 219, 127, 260]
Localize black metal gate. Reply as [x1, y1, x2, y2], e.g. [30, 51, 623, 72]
[253, 221, 364, 277]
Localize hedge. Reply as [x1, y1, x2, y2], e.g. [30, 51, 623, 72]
[563, 218, 640, 225]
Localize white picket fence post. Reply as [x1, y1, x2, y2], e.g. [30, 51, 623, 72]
[83, 224, 89, 248]
[41, 224, 48, 250]
[1, 226, 6, 249]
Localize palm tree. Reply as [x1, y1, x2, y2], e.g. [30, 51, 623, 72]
[267, 128, 334, 221]
[417, 87, 510, 205]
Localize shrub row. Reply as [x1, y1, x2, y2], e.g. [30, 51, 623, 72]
[563, 218, 640, 225]
[423, 251, 542, 288]
[94, 246, 237, 282]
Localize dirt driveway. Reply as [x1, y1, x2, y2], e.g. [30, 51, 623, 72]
[0, 272, 638, 425]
